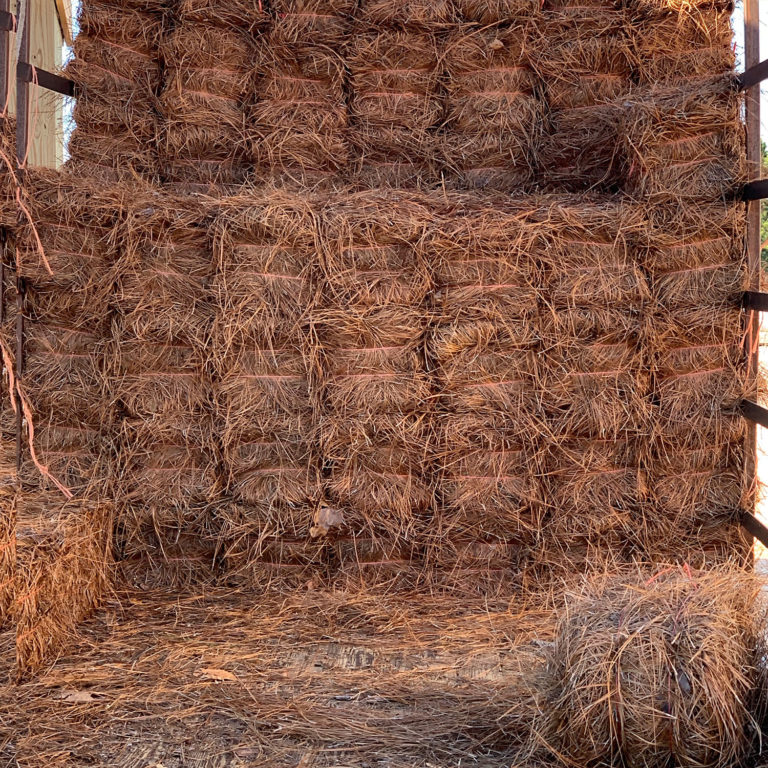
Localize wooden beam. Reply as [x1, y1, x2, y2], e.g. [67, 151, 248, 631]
[54, 0, 71, 46]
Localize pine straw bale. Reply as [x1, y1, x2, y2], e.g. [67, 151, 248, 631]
[158, 25, 255, 185]
[625, 0, 734, 20]
[441, 25, 542, 192]
[642, 202, 745, 311]
[433, 414, 544, 545]
[538, 199, 649, 438]
[117, 530, 222, 591]
[269, 0, 357, 47]
[78, 0, 166, 57]
[222, 532, 329, 589]
[641, 441, 745, 555]
[212, 189, 320, 353]
[111, 337, 210, 419]
[22, 323, 108, 426]
[0, 462, 15, 624]
[623, 76, 744, 201]
[541, 438, 645, 547]
[540, 565, 767, 768]
[175, 0, 270, 31]
[358, 0, 458, 28]
[250, 42, 348, 182]
[455, 0, 541, 23]
[320, 415, 433, 544]
[114, 190, 215, 350]
[333, 536, 419, 591]
[532, 3, 632, 190]
[428, 195, 541, 332]
[214, 347, 317, 514]
[14, 493, 112, 677]
[429, 198, 543, 542]
[544, 339, 651, 439]
[116, 414, 219, 520]
[15, 170, 121, 294]
[19, 323, 110, 496]
[347, 28, 442, 182]
[630, 8, 734, 85]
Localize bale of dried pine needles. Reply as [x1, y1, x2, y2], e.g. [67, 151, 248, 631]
[629, 6, 735, 86]
[539, 565, 767, 768]
[441, 24, 542, 192]
[623, 75, 745, 201]
[13, 493, 112, 677]
[66, 0, 163, 182]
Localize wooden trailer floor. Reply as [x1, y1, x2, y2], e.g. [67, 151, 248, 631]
[1, 589, 550, 768]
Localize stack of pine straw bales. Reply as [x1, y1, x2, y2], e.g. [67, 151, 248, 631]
[534, 0, 632, 191]
[442, 10, 541, 191]
[252, 1, 351, 188]
[426, 196, 542, 593]
[535, 200, 650, 580]
[110, 191, 220, 586]
[316, 193, 435, 587]
[3, 0, 754, 664]
[620, 0, 749, 564]
[158, 1, 266, 191]
[347, 1, 447, 187]
[2, 171, 117, 672]
[212, 193, 325, 587]
[66, 0, 165, 181]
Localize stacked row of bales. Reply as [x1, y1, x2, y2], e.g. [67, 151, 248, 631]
[5, 185, 752, 598]
[61, 0, 744, 195]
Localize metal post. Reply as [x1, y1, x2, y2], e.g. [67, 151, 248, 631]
[745, 0, 760, 556]
[14, 0, 28, 473]
[0, 0, 8, 115]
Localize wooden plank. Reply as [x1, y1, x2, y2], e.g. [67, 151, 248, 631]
[743, 179, 768, 200]
[742, 511, 768, 550]
[743, 291, 768, 311]
[744, 0, 760, 556]
[54, 0, 71, 46]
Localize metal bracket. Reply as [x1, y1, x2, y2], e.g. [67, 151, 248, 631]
[742, 180, 768, 200]
[17, 61, 75, 97]
[743, 291, 768, 311]
[0, 10, 13, 31]
[741, 510, 768, 550]
[741, 400, 768, 428]
[737, 59, 768, 90]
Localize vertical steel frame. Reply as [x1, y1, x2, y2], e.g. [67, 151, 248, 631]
[14, 0, 28, 472]
[745, 0, 761, 549]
